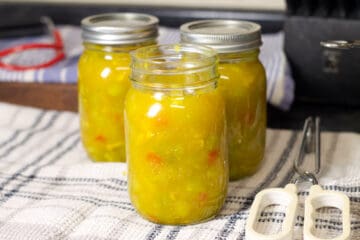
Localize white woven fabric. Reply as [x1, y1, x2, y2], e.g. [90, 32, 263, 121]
[0, 102, 359, 239]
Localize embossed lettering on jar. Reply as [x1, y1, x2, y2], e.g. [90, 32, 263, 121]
[78, 13, 158, 162]
[125, 44, 228, 225]
[181, 20, 267, 180]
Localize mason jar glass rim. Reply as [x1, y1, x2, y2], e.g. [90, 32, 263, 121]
[130, 43, 218, 75]
[130, 43, 219, 90]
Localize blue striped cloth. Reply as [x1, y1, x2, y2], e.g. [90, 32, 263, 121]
[0, 102, 359, 239]
[0, 26, 294, 110]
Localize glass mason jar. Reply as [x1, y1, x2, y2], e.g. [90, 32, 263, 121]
[181, 20, 267, 180]
[78, 13, 158, 162]
[125, 44, 228, 225]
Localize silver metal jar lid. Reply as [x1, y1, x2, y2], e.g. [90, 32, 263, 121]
[81, 13, 159, 45]
[180, 20, 262, 53]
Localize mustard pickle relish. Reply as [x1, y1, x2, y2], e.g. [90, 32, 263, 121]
[78, 13, 158, 162]
[181, 20, 267, 180]
[125, 44, 228, 225]
[218, 51, 266, 180]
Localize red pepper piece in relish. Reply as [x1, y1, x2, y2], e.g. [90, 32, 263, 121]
[95, 135, 107, 143]
[197, 192, 209, 206]
[148, 214, 160, 223]
[154, 116, 169, 127]
[207, 149, 219, 166]
[146, 152, 163, 165]
[244, 110, 255, 126]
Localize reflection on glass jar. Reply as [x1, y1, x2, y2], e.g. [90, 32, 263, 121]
[78, 13, 158, 162]
[181, 20, 267, 180]
[125, 44, 228, 225]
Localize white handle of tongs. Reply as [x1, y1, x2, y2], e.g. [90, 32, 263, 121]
[304, 185, 351, 240]
[245, 184, 298, 240]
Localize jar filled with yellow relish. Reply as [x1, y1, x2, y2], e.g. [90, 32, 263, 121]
[78, 13, 158, 162]
[125, 44, 228, 225]
[181, 20, 266, 180]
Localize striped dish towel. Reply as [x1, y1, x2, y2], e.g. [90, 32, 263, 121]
[0, 26, 293, 110]
[0, 102, 359, 240]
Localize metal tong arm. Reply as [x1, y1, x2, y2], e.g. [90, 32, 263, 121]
[304, 185, 351, 240]
[321, 40, 360, 49]
[294, 117, 321, 185]
[245, 184, 298, 240]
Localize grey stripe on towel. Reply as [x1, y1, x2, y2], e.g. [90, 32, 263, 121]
[0, 102, 359, 240]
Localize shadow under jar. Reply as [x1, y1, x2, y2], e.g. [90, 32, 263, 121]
[78, 13, 158, 162]
[181, 20, 267, 180]
[125, 44, 228, 225]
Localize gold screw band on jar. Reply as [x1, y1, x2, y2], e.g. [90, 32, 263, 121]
[125, 44, 228, 225]
[78, 13, 159, 162]
[181, 20, 267, 180]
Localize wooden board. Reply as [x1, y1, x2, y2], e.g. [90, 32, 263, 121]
[0, 82, 78, 112]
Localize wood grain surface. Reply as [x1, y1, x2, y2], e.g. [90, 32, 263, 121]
[0, 82, 78, 112]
